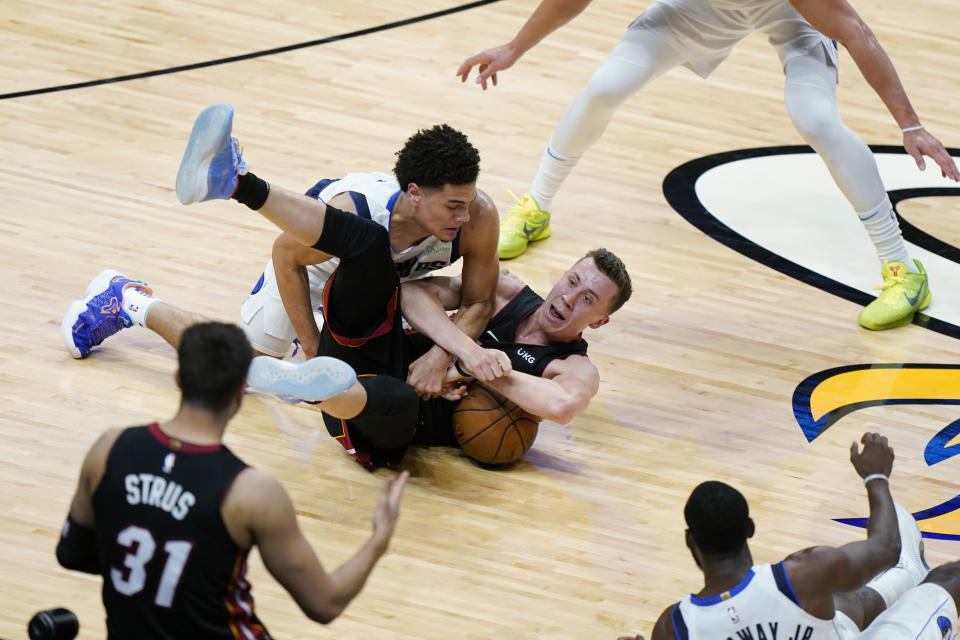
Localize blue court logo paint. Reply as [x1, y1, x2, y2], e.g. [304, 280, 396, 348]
[793, 364, 960, 540]
[662, 146, 960, 539]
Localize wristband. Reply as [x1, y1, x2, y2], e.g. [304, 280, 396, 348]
[863, 473, 889, 485]
[901, 125, 924, 133]
[454, 360, 470, 377]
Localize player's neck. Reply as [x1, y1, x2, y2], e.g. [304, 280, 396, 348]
[160, 405, 229, 446]
[696, 549, 754, 598]
[388, 195, 431, 251]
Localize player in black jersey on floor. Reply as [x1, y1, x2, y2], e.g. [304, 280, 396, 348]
[55, 322, 408, 639]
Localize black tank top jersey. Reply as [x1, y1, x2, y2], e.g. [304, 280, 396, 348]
[91, 424, 271, 640]
[480, 286, 588, 376]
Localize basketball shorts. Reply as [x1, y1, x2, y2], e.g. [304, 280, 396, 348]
[240, 259, 328, 357]
[629, 0, 837, 78]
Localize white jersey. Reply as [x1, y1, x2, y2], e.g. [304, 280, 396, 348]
[239, 172, 463, 357]
[674, 563, 844, 640]
[307, 172, 462, 283]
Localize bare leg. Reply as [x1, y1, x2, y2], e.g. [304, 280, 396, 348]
[142, 301, 208, 350]
[254, 184, 332, 248]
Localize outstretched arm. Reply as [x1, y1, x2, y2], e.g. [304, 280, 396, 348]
[232, 469, 409, 624]
[457, 0, 595, 89]
[790, 0, 959, 180]
[783, 432, 899, 619]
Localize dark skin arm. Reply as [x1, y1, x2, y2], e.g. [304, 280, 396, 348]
[784, 432, 899, 619]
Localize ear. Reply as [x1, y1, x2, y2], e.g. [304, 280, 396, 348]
[588, 315, 610, 330]
[746, 518, 755, 539]
[406, 182, 422, 206]
[173, 370, 182, 390]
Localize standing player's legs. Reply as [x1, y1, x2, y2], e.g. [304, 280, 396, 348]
[782, 45, 931, 329]
[499, 20, 684, 258]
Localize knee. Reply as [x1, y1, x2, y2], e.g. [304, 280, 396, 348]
[353, 377, 419, 449]
[785, 91, 844, 147]
[582, 64, 641, 110]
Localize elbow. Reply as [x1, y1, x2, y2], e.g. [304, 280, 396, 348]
[305, 602, 343, 625]
[544, 397, 580, 425]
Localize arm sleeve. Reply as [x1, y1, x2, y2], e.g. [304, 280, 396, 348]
[55, 514, 99, 574]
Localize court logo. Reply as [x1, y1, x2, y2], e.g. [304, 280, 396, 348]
[663, 146, 960, 539]
[793, 364, 960, 540]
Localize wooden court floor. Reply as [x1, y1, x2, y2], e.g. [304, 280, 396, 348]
[2, 1, 959, 638]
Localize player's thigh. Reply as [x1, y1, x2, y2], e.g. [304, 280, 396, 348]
[860, 583, 958, 640]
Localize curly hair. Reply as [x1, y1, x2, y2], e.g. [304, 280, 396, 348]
[582, 248, 632, 314]
[394, 124, 480, 191]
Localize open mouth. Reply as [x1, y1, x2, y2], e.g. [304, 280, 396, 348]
[549, 304, 565, 321]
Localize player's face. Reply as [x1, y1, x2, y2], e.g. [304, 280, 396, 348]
[541, 258, 618, 334]
[414, 183, 477, 241]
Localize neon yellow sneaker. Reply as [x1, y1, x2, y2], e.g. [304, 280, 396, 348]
[857, 259, 931, 330]
[498, 191, 551, 259]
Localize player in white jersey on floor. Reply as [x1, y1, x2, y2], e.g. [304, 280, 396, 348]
[246, 171, 466, 362]
[458, 0, 959, 331]
[234, 116, 506, 399]
[618, 432, 947, 640]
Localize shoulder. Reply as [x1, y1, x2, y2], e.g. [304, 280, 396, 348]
[82, 426, 126, 493]
[222, 468, 293, 548]
[652, 602, 679, 640]
[469, 188, 499, 219]
[496, 267, 527, 298]
[543, 353, 598, 381]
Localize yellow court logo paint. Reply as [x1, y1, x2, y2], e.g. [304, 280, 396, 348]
[793, 364, 960, 540]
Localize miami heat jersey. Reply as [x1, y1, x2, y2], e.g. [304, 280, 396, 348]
[673, 563, 843, 640]
[92, 424, 270, 640]
[480, 285, 588, 376]
[307, 172, 463, 284]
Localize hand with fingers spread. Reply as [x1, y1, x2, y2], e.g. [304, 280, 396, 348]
[903, 128, 960, 181]
[849, 431, 895, 481]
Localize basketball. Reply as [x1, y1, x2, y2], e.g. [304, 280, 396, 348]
[452, 383, 541, 465]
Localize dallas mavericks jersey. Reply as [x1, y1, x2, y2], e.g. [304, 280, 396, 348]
[673, 563, 843, 640]
[305, 172, 462, 286]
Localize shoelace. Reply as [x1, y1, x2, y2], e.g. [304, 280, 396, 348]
[872, 273, 905, 291]
[232, 138, 249, 175]
[502, 190, 545, 231]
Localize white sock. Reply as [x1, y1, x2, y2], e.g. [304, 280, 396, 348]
[122, 287, 160, 328]
[865, 503, 930, 607]
[528, 145, 580, 214]
[857, 197, 914, 271]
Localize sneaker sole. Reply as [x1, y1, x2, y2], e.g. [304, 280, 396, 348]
[247, 355, 356, 402]
[894, 502, 930, 581]
[61, 269, 123, 359]
[175, 103, 234, 205]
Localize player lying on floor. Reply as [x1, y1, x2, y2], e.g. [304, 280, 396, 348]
[61, 249, 631, 469]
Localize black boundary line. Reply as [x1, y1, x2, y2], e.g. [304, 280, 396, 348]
[662, 144, 960, 340]
[1, 0, 502, 101]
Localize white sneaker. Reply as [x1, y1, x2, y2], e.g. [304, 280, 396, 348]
[895, 502, 931, 584]
[247, 356, 356, 402]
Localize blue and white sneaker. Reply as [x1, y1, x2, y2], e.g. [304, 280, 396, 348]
[175, 103, 249, 205]
[61, 270, 151, 359]
[247, 355, 356, 402]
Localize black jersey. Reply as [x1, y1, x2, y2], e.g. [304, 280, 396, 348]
[91, 424, 271, 640]
[410, 286, 589, 446]
[479, 286, 588, 376]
